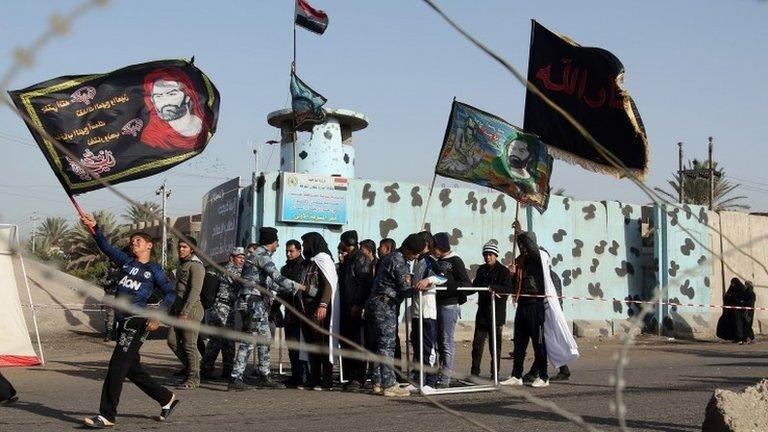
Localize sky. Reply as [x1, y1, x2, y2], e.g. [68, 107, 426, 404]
[1, 0, 767, 238]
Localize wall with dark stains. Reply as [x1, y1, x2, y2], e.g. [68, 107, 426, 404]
[240, 171, 727, 337]
[655, 204, 715, 337]
[710, 211, 768, 335]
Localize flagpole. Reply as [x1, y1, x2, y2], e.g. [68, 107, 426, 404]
[511, 201, 522, 302]
[420, 174, 438, 230]
[421, 96, 455, 230]
[292, 2, 298, 173]
[68, 194, 95, 235]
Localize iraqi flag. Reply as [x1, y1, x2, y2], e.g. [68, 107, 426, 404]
[295, 0, 328, 35]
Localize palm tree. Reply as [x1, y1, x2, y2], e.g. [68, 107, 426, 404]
[67, 210, 126, 269]
[655, 160, 749, 211]
[122, 201, 161, 225]
[32, 216, 71, 260]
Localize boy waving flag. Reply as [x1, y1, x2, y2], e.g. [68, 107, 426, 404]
[79, 212, 179, 429]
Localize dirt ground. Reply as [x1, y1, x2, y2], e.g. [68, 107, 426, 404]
[1, 333, 766, 432]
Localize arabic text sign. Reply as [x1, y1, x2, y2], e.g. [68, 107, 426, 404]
[199, 177, 240, 263]
[279, 173, 347, 225]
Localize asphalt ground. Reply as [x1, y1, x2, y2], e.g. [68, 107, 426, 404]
[1, 333, 766, 432]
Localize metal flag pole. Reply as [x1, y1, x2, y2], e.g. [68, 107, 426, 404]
[677, 142, 684, 204]
[510, 202, 522, 303]
[708, 137, 714, 211]
[418, 287, 497, 395]
[419, 291, 424, 390]
[292, 5, 298, 173]
[420, 97, 456, 230]
[404, 297, 411, 376]
[13, 225, 45, 365]
[491, 287, 499, 386]
[420, 174, 438, 230]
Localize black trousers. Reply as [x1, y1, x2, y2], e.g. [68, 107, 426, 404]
[99, 318, 173, 422]
[0, 371, 16, 401]
[301, 312, 333, 386]
[340, 314, 366, 383]
[284, 317, 307, 382]
[511, 302, 548, 380]
[471, 324, 503, 376]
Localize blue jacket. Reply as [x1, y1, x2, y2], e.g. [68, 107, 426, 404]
[369, 250, 412, 303]
[93, 228, 175, 314]
[238, 246, 300, 298]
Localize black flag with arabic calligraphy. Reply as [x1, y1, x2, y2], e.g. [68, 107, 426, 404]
[8, 59, 220, 195]
[523, 20, 648, 179]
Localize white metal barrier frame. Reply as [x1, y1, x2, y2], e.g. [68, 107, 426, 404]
[0, 224, 45, 365]
[416, 286, 498, 395]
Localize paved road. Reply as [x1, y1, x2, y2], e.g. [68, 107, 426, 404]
[1, 334, 765, 431]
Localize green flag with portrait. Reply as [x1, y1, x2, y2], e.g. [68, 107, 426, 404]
[435, 100, 553, 212]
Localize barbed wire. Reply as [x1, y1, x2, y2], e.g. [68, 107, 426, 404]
[417, 1, 768, 431]
[0, 1, 765, 431]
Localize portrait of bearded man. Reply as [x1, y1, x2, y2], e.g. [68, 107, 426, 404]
[140, 68, 208, 151]
[490, 137, 541, 196]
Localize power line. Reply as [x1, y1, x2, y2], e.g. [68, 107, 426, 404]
[725, 175, 768, 189]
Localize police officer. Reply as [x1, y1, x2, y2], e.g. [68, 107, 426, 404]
[366, 233, 427, 397]
[228, 227, 306, 391]
[338, 230, 373, 391]
[79, 212, 178, 429]
[201, 247, 246, 381]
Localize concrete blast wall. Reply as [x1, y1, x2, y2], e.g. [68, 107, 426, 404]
[237, 171, 768, 338]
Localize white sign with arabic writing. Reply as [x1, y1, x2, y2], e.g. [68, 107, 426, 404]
[279, 173, 347, 225]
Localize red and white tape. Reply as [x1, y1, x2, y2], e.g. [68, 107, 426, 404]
[22, 296, 767, 312]
[510, 294, 768, 311]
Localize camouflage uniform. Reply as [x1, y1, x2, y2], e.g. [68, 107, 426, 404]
[201, 262, 241, 375]
[231, 246, 300, 382]
[365, 250, 412, 389]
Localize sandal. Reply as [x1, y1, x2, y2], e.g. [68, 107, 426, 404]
[175, 381, 198, 390]
[84, 415, 115, 428]
[156, 396, 180, 422]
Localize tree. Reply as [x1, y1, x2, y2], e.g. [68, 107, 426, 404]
[67, 210, 126, 270]
[655, 159, 749, 211]
[122, 201, 161, 225]
[31, 216, 71, 261]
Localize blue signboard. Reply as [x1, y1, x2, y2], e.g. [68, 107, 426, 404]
[279, 172, 347, 225]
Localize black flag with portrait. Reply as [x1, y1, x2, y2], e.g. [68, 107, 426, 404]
[523, 20, 648, 179]
[9, 59, 220, 195]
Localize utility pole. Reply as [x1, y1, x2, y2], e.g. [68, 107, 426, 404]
[677, 142, 684, 204]
[30, 211, 39, 253]
[155, 181, 171, 267]
[678, 137, 720, 210]
[708, 137, 714, 211]
[252, 139, 259, 186]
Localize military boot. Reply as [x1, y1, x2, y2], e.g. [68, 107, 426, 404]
[227, 379, 250, 391]
[257, 375, 286, 389]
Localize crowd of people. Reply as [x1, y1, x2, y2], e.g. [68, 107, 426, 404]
[2, 208, 763, 428]
[4, 211, 583, 428]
